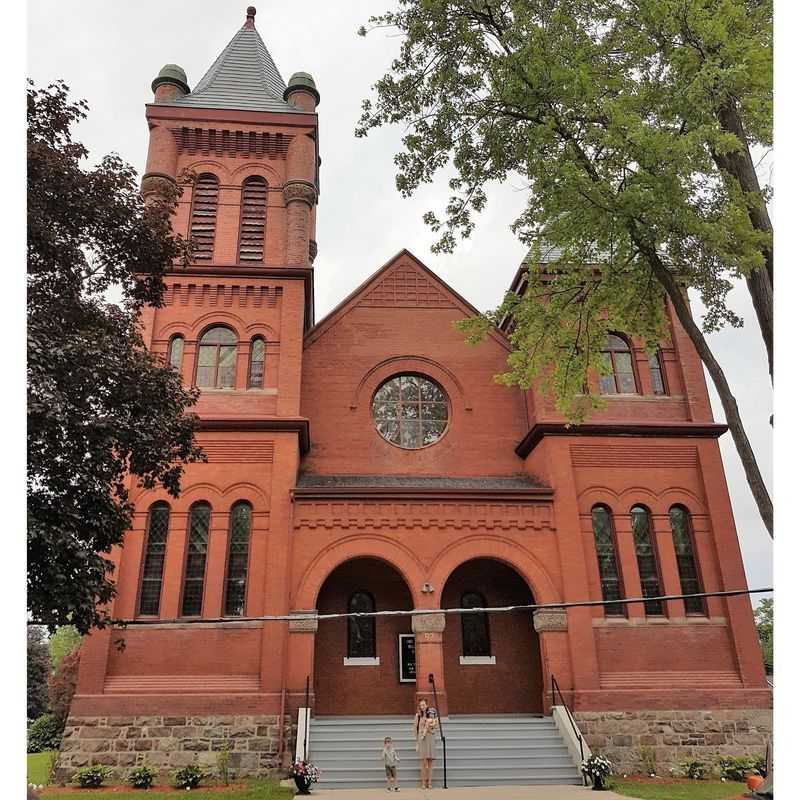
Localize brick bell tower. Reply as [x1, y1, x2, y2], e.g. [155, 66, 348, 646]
[67, 7, 320, 775]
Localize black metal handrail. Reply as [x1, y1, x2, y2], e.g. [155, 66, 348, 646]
[303, 675, 310, 762]
[551, 675, 585, 784]
[427, 673, 448, 789]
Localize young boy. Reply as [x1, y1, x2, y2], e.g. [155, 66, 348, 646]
[381, 735, 400, 791]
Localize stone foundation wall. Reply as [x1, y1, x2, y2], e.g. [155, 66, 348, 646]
[574, 709, 773, 775]
[54, 714, 294, 785]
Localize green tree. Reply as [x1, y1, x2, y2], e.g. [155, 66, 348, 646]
[27, 626, 50, 721]
[27, 81, 204, 634]
[48, 625, 82, 669]
[754, 597, 773, 674]
[357, 0, 772, 536]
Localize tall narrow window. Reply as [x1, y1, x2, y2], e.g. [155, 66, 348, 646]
[591, 506, 624, 616]
[224, 502, 252, 617]
[669, 506, 705, 614]
[347, 591, 376, 658]
[189, 173, 220, 261]
[138, 502, 170, 616]
[600, 334, 638, 395]
[238, 176, 268, 262]
[461, 591, 491, 657]
[181, 502, 211, 616]
[168, 335, 184, 372]
[630, 505, 663, 615]
[248, 337, 266, 389]
[648, 351, 667, 396]
[196, 326, 237, 388]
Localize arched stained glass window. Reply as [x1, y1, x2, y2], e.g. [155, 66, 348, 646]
[224, 502, 252, 617]
[648, 351, 667, 396]
[168, 335, 184, 372]
[189, 173, 220, 261]
[248, 337, 266, 389]
[591, 506, 624, 616]
[238, 176, 268, 263]
[347, 591, 376, 658]
[669, 506, 705, 614]
[461, 591, 491, 657]
[138, 502, 170, 616]
[196, 326, 237, 389]
[630, 505, 663, 615]
[600, 334, 638, 395]
[181, 502, 211, 616]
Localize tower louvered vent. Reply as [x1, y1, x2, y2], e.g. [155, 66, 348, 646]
[238, 176, 268, 262]
[189, 173, 220, 261]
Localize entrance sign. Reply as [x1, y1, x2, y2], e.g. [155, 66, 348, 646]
[399, 633, 416, 683]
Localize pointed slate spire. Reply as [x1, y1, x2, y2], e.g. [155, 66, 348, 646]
[168, 6, 299, 114]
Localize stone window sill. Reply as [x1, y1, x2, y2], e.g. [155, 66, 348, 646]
[343, 657, 380, 666]
[459, 655, 496, 665]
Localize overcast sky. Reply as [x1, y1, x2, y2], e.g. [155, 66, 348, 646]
[27, 1, 772, 597]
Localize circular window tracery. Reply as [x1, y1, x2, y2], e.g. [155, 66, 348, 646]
[371, 374, 449, 449]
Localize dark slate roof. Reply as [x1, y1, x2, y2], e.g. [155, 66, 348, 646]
[295, 474, 548, 490]
[165, 19, 298, 114]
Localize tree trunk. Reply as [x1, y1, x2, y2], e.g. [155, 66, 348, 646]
[635, 235, 774, 537]
[710, 102, 773, 380]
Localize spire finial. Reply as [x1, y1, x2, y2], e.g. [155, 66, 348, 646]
[245, 6, 256, 27]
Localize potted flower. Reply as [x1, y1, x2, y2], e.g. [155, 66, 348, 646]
[290, 760, 320, 795]
[581, 754, 613, 791]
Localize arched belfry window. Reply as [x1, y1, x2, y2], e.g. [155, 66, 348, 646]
[591, 506, 624, 616]
[189, 173, 220, 261]
[630, 505, 663, 615]
[196, 326, 237, 389]
[248, 336, 266, 389]
[238, 176, 268, 263]
[600, 334, 638, 395]
[181, 502, 211, 616]
[168, 335, 184, 372]
[224, 501, 252, 617]
[461, 591, 491, 657]
[669, 506, 705, 614]
[138, 502, 170, 616]
[347, 591, 376, 658]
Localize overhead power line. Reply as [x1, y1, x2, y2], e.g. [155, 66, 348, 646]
[120, 586, 773, 626]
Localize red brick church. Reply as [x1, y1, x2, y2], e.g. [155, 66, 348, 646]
[61, 6, 771, 787]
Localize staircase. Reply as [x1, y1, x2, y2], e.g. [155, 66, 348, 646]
[309, 714, 583, 789]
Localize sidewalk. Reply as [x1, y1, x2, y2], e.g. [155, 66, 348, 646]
[311, 786, 626, 799]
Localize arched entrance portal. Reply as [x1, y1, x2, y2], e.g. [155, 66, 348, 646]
[442, 559, 543, 714]
[314, 557, 415, 715]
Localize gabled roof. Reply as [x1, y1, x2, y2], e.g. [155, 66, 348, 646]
[165, 12, 298, 114]
[304, 249, 511, 352]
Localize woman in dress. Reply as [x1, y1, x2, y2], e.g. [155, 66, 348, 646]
[413, 698, 438, 789]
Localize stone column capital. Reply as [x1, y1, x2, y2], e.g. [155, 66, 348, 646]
[288, 609, 318, 633]
[412, 612, 446, 633]
[532, 608, 568, 633]
[282, 180, 317, 207]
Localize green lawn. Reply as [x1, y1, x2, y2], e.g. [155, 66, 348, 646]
[27, 751, 55, 786]
[40, 779, 294, 799]
[611, 778, 747, 800]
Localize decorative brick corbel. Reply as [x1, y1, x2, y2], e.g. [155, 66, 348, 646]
[282, 180, 317, 208]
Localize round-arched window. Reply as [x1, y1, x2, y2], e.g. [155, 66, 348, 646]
[372, 374, 449, 449]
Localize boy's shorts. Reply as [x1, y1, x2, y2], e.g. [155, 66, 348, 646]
[385, 766, 397, 778]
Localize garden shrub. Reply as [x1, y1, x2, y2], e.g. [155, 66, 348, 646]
[72, 765, 113, 788]
[680, 759, 709, 780]
[638, 745, 657, 776]
[717, 755, 757, 781]
[174, 763, 206, 790]
[27, 713, 62, 753]
[48, 649, 79, 727]
[129, 764, 157, 789]
[217, 741, 232, 785]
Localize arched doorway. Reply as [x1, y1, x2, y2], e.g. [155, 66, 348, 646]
[314, 557, 415, 715]
[442, 558, 543, 714]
